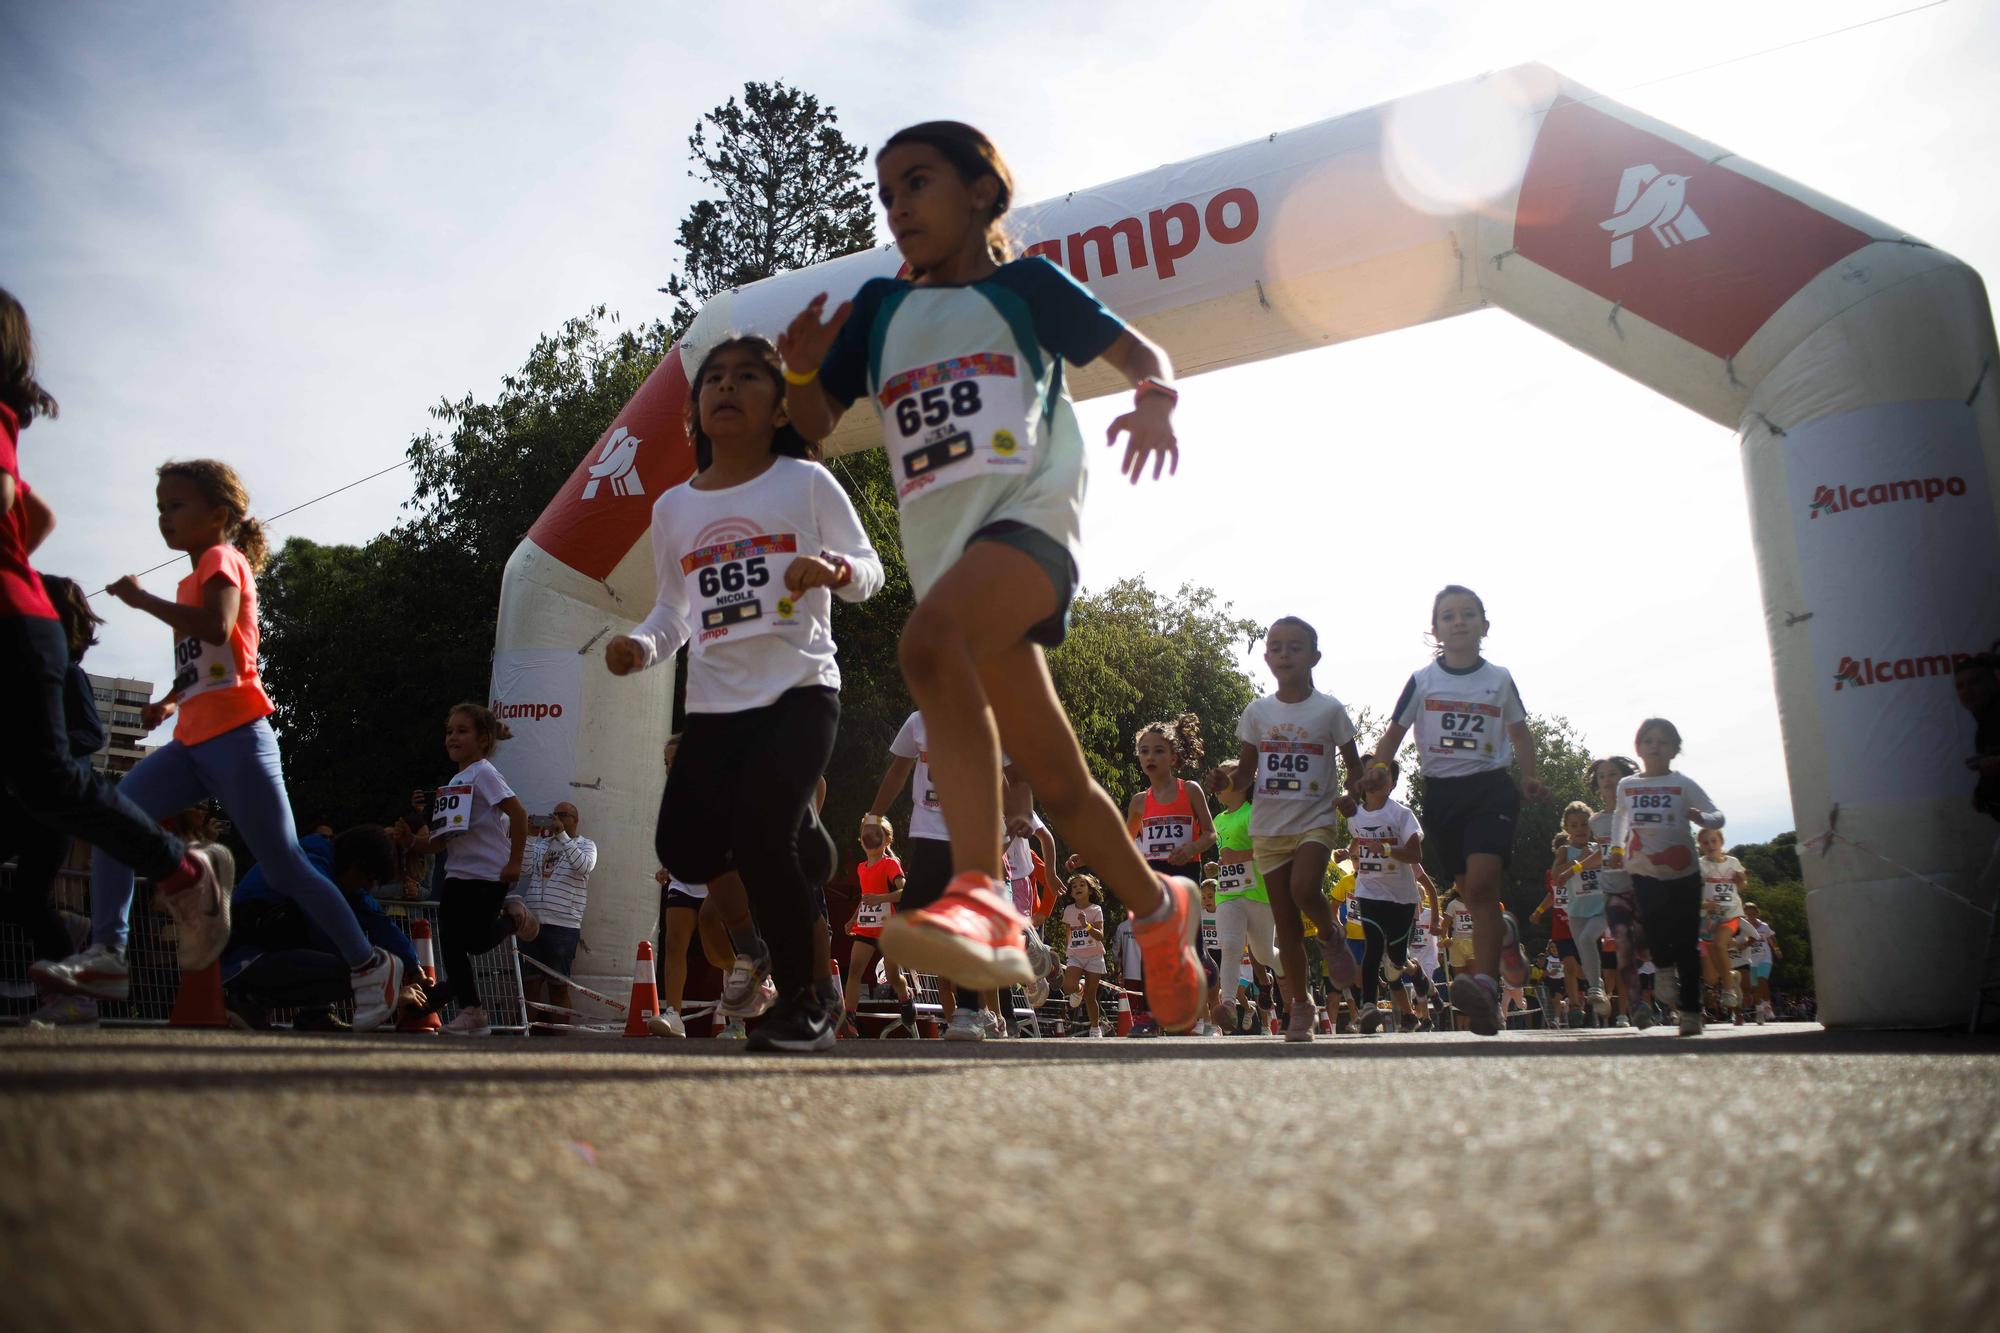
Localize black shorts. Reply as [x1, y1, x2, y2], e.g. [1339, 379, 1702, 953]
[657, 686, 838, 888]
[661, 885, 707, 915]
[900, 836, 955, 914]
[971, 520, 1077, 648]
[1421, 768, 1519, 879]
[1555, 936, 1580, 961]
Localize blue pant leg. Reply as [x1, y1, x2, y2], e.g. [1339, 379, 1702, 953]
[88, 740, 207, 952]
[193, 720, 373, 967]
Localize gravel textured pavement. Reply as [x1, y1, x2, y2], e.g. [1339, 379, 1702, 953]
[4, 1024, 1998, 1331]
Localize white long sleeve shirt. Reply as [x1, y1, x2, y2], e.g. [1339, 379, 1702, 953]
[628, 457, 883, 713]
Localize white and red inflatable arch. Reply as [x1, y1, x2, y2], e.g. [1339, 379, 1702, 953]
[490, 65, 1999, 1027]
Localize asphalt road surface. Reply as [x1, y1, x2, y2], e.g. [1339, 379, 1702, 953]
[5, 1024, 1998, 1331]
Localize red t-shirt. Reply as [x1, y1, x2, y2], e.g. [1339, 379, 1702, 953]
[852, 853, 904, 939]
[172, 544, 275, 745]
[0, 403, 57, 621]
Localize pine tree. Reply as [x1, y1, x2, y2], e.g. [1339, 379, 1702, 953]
[662, 81, 877, 339]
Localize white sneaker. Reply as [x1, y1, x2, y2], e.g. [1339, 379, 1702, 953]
[1677, 1009, 1704, 1037]
[980, 1008, 1008, 1039]
[442, 1006, 492, 1036]
[944, 1008, 985, 1042]
[27, 992, 101, 1028]
[718, 954, 777, 1019]
[1025, 977, 1050, 1008]
[1088, 1024, 1104, 1037]
[29, 945, 129, 1002]
[159, 843, 234, 971]
[349, 948, 405, 1033]
[646, 1008, 688, 1038]
[1756, 1002, 1772, 1025]
[714, 1015, 747, 1040]
[1587, 985, 1610, 1017]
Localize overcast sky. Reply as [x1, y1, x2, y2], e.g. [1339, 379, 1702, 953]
[6, 0, 1994, 841]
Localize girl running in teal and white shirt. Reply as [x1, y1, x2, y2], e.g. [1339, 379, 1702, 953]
[782, 121, 1203, 1033]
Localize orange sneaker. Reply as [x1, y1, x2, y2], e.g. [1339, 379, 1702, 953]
[879, 873, 1035, 990]
[1131, 875, 1205, 1034]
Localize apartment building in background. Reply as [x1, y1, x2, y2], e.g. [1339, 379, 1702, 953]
[87, 674, 154, 777]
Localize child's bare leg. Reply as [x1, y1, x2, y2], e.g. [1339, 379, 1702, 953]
[1461, 852, 1506, 978]
[897, 545, 1058, 883]
[976, 636, 1165, 917]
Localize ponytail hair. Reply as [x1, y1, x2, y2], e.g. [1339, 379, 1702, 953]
[450, 701, 511, 757]
[156, 459, 268, 572]
[1134, 712, 1204, 771]
[0, 288, 59, 426]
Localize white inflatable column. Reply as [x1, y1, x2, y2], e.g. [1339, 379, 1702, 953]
[488, 347, 697, 1009]
[1740, 262, 2000, 1027]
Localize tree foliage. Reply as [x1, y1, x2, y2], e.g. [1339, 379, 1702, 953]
[261, 309, 670, 826]
[661, 81, 877, 339]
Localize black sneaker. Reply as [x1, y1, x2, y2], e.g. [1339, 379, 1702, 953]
[745, 987, 836, 1053]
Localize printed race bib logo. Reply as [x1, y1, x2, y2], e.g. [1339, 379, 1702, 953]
[1601, 164, 1709, 269]
[777, 597, 795, 618]
[992, 430, 1018, 456]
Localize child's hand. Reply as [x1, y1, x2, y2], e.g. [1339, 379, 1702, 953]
[500, 859, 523, 887]
[776, 293, 851, 378]
[1521, 777, 1550, 801]
[106, 575, 147, 608]
[604, 636, 644, 677]
[784, 555, 841, 594]
[654, 867, 671, 886]
[1105, 396, 1179, 485]
[141, 698, 177, 729]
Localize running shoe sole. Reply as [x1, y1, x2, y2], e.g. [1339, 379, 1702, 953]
[349, 951, 405, 1033]
[879, 911, 1035, 991]
[162, 844, 234, 972]
[28, 959, 130, 1002]
[1129, 876, 1205, 1034]
[1449, 974, 1501, 1036]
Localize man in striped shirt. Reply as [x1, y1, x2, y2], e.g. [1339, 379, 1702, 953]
[519, 803, 596, 1022]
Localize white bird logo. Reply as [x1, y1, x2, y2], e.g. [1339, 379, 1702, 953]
[581, 426, 643, 500]
[1600, 164, 1709, 269]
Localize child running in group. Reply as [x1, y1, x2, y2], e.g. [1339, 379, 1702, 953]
[605, 335, 882, 1052]
[1365, 586, 1545, 1036]
[1060, 874, 1108, 1035]
[408, 702, 533, 1035]
[780, 120, 1204, 1032]
[1128, 713, 1215, 877]
[1612, 718, 1726, 1037]
[1229, 615, 1363, 1042]
[1587, 755, 1651, 1027]
[1536, 801, 1612, 1024]
[1, 291, 232, 1011]
[33, 459, 402, 1027]
[1345, 758, 1429, 1035]
[1205, 758, 1280, 1034]
[1698, 826, 1750, 1018]
[843, 817, 919, 1037]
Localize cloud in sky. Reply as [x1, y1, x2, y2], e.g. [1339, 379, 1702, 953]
[6, 0, 1993, 840]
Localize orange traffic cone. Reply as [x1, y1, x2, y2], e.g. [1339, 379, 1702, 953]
[1115, 992, 1134, 1036]
[399, 919, 442, 1033]
[625, 940, 661, 1037]
[169, 962, 228, 1028]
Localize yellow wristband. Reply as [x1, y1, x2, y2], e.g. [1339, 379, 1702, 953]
[783, 365, 818, 386]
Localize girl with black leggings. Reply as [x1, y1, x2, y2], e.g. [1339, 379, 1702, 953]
[604, 336, 881, 1053]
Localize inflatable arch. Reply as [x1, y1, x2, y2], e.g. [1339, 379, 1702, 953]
[491, 64, 1999, 1028]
